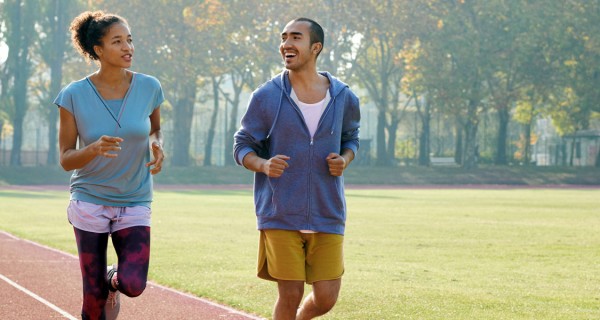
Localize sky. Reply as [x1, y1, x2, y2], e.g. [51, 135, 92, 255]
[0, 42, 7, 65]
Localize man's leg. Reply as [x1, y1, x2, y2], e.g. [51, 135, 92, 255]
[273, 280, 305, 320]
[296, 278, 341, 320]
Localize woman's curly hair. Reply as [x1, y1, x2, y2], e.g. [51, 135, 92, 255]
[69, 11, 128, 62]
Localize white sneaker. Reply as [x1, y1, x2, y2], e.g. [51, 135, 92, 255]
[105, 264, 120, 320]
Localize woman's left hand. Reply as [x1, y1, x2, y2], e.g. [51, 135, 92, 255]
[146, 141, 164, 175]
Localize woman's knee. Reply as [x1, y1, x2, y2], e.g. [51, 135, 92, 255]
[119, 280, 147, 297]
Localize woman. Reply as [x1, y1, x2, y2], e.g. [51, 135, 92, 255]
[54, 11, 164, 320]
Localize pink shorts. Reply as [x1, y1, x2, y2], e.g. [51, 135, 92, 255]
[67, 200, 151, 234]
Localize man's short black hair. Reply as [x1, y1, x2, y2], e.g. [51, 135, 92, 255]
[292, 17, 324, 57]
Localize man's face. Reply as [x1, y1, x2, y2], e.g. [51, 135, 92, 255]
[279, 21, 317, 71]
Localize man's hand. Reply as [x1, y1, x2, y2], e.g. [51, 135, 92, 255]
[262, 154, 290, 177]
[326, 153, 347, 176]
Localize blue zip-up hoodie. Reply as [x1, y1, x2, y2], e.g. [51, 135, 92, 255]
[234, 70, 360, 235]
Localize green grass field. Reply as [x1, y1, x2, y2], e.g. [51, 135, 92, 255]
[1, 188, 599, 319]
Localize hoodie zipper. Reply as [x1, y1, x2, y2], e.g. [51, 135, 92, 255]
[280, 71, 344, 230]
[283, 93, 313, 228]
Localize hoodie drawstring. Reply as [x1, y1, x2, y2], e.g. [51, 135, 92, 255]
[329, 95, 337, 135]
[267, 88, 284, 140]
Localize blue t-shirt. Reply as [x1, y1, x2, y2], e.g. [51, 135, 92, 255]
[53, 72, 165, 207]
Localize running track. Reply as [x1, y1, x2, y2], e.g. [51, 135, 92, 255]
[0, 231, 264, 320]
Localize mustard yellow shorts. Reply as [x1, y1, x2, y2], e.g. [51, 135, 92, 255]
[257, 229, 344, 284]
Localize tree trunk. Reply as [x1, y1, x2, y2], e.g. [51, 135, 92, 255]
[463, 99, 479, 170]
[47, 101, 59, 165]
[523, 123, 532, 165]
[223, 71, 244, 166]
[203, 76, 220, 166]
[0, 119, 4, 165]
[387, 115, 399, 165]
[171, 82, 197, 166]
[225, 96, 240, 166]
[418, 120, 430, 166]
[375, 109, 388, 166]
[569, 137, 576, 166]
[558, 142, 566, 166]
[454, 117, 463, 165]
[10, 56, 30, 166]
[8, 0, 35, 166]
[417, 97, 431, 166]
[46, 0, 68, 166]
[494, 107, 509, 165]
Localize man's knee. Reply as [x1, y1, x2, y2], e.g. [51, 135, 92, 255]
[312, 279, 341, 312]
[277, 280, 305, 304]
[312, 293, 338, 313]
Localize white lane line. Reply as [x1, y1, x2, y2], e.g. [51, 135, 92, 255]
[146, 282, 266, 320]
[1, 231, 264, 319]
[0, 273, 77, 320]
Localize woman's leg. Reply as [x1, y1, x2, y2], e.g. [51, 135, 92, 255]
[110, 226, 151, 297]
[73, 227, 109, 320]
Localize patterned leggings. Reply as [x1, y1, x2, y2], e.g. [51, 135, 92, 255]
[73, 226, 150, 320]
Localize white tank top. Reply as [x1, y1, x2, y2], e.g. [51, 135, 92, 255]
[291, 88, 331, 138]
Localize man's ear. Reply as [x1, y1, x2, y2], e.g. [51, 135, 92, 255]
[312, 42, 323, 55]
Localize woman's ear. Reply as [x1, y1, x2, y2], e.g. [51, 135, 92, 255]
[93, 45, 102, 58]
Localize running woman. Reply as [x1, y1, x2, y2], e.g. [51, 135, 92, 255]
[54, 10, 164, 320]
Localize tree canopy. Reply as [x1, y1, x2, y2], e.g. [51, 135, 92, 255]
[1, 0, 599, 168]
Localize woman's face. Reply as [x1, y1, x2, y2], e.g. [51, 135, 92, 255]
[94, 22, 134, 68]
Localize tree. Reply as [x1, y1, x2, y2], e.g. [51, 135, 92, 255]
[36, 0, 78, 166]
[0, 2, 9, 158]
[512, 1, 562, 165]
[349, 0, 407, 166]
[531, 1, 600, 166]
[481, 0, 534, 165]
[3, 0, 40, 166]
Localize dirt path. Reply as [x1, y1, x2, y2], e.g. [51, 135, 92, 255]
[0, 231, 263, 320]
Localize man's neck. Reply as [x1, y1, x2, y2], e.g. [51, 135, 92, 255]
[287, 67, 330, 104]
[288, 67, 321, 89]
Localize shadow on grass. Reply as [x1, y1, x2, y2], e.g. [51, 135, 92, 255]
[0, 190, 65, 199]
[1, 165, 599, 186]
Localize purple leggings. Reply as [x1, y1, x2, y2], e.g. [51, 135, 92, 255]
[73, 226, 150, 320]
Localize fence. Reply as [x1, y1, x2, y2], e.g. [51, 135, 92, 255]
[0, 150, 52, 167]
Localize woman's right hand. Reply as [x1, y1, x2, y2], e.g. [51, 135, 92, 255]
[91, 135, 124, 158]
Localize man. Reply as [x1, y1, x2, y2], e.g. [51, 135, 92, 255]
[234, 17, 360, 320]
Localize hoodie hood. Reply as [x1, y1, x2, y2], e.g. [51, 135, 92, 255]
[273, 70, 349, 99]
[266, 70, 349, 139]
